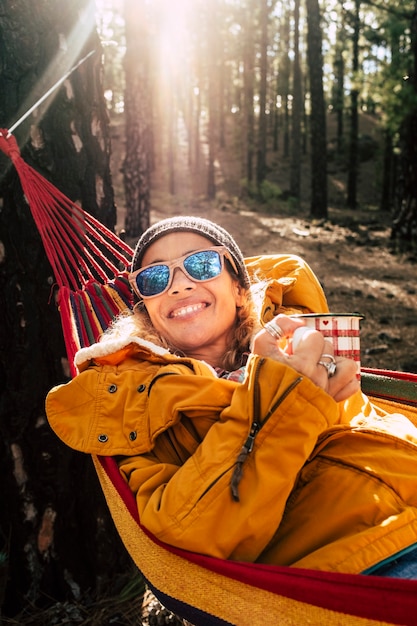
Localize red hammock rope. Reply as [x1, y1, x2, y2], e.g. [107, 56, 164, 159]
[0, 130, 134, 373]
[0, 130, 133, 288]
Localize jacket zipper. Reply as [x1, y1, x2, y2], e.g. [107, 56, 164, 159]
[230, 358, 302, 501]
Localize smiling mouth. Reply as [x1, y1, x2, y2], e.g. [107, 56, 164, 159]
[170, 302, 208, 318]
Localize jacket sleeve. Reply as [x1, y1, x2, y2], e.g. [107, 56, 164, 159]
[118, 354, 340, 562]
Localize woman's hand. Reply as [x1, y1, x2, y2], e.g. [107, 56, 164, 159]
[251, 314, 360, 402]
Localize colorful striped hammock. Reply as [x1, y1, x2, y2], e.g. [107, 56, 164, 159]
[2, 131, 417, 625]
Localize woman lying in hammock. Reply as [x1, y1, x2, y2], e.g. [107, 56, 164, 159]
[46, 216, 417, 579]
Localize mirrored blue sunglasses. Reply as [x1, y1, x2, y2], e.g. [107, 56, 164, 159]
[129, 246, 239, 299]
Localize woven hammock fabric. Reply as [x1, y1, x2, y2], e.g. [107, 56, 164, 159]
[3, 130, 417, 624]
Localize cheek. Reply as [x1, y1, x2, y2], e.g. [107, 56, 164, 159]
[223, 284, 244, 324]
[233, 283, 246, 308]
[143, 301, 160, 326]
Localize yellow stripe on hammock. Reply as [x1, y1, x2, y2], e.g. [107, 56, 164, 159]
[92, 455, 393, 626]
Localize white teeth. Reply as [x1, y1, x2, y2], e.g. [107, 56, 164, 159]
[171, 303, 205, 318]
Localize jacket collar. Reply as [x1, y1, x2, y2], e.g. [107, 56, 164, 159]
[74, 335, 170, 372]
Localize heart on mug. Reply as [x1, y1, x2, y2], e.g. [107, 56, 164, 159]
[290, 313, 364, 376]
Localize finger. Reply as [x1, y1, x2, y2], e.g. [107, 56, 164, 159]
[291, 326, 325, 356]
[332, 377, 361, 402]
[322, 339, 334, 355]
[262, 315, 307, 355]
[291, 326, 325, 363]
[270, 314, 306, 336]
[326, 358, 360, 401]
[251, 327, 288, 359]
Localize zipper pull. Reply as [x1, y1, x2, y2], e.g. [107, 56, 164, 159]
[244, 421, 260, 453]
[230, 421, 260, 502]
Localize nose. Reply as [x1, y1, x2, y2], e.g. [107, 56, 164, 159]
[168, 267, 196, 295]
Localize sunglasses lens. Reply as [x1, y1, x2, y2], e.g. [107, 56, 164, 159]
[137, 265, 170, 297]
[134, 250, 224, 298]
[184, 250, 222, 280]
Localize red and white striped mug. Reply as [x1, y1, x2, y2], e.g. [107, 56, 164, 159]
[291, 313, 364, 373]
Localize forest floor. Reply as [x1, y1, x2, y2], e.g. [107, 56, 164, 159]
[111, 111, 417, 374]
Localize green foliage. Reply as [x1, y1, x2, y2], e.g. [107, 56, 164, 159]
[380, 74, 417, 138]
[118, 570, 146, 601]
[366, 2, 417, 139]
[258, 180, 284, 203]
[241, 178, 283, 204]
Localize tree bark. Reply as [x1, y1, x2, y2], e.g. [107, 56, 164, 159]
[306, 0, 328, 218]
[0, 0, 130, 617]
[281, 9, 291, 159]
[380, 130, 394, 213]
[390, 1, 417, 250]
[243, 0, 255, 185]
[347, 0, 360, 210]
[123, 0, 152, 237]
[333, 1, 346, 155]
[256, 0, 269, 188]
[290, 0, 302, 204]
[206, 0, 219, 200]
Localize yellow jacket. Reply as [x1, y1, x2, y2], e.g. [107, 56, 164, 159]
[46, 254, 417, 574]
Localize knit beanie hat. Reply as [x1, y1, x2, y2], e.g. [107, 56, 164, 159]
[131, 216, 251, 289]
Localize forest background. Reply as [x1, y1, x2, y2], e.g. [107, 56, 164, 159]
[0, 0, 417, 623]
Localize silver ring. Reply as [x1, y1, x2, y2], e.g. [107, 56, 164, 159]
[317, 354, 337, 378]
[264, 319, 284, 340]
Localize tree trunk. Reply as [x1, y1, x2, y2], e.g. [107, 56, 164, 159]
[168, 86, 177, 196]
[123, 0, 152, 237]
[346, 0, 360, 210]
[0, 0, 130, 618]
[390, 1, 417, 251]
[219, 41, 226, 150]
[273, 69, 281, 152]
[333, 1, 346, 155]
[243, 0, 255, 185]
[282, 10, 291, 159]
[206, 0, 219, 200]
[380, 130, 394, 213]
[256, 0, 269, 188]
[306, 0, 328, 218]
[194, 55, 202, 175]
[290, 0, 302, 204]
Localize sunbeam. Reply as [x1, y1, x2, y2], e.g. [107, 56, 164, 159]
[7, 1, 97, 140]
